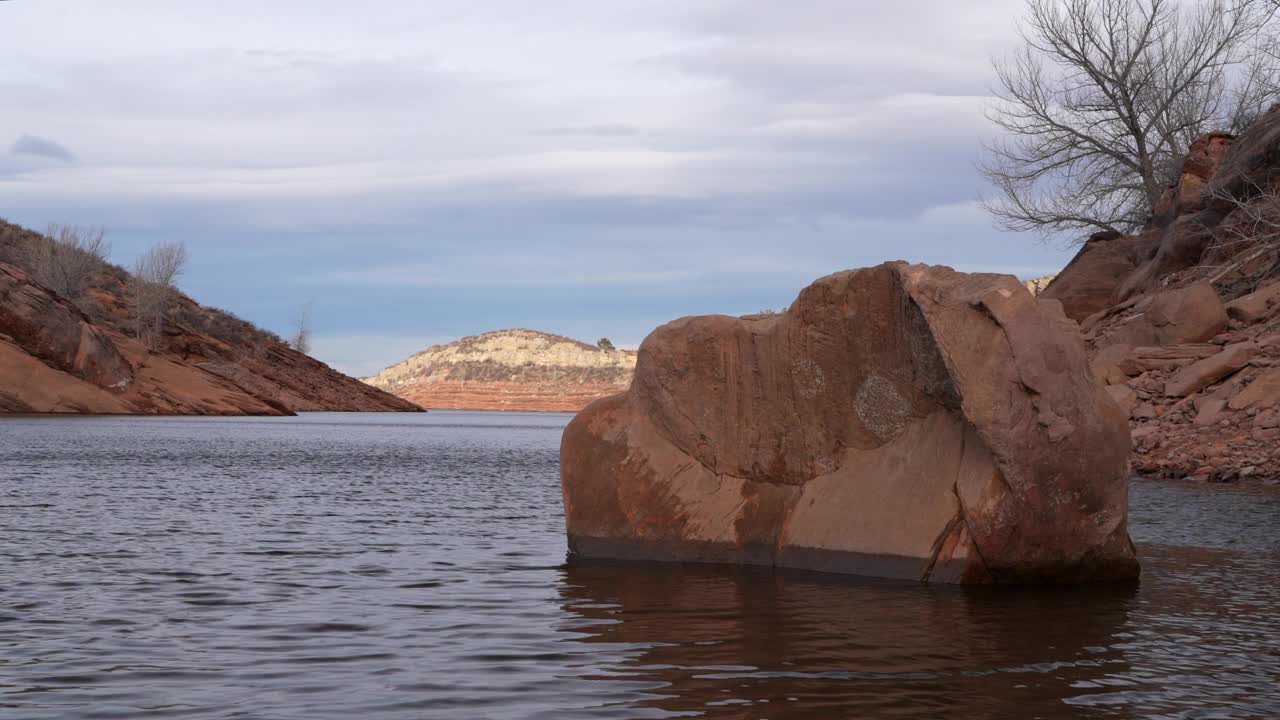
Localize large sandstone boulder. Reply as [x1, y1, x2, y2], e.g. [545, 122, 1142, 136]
[1040, 231, 1140, 322]
[1164, 341, 1257, 397]
[1224, 280, 1280, 325]
[1093, 283, 1227, 349]
[561, 263, 1139, 584]
[1228, 367, 1280, 410]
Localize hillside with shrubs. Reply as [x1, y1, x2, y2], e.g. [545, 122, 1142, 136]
[0, 220, 420, 414]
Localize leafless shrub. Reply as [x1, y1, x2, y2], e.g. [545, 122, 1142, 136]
[21, 224, 111, 302]
[130, 241, 189, 346]
[204, 306, 283, 350]
[983, 0, 1280, 243]
[1203, 183, 1280, 284]
[288, 302, 313, 354]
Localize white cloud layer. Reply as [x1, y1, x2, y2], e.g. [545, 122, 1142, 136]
[0, 0, 1071, 375]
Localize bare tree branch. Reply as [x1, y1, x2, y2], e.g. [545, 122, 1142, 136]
[289, 302, 313, 354]
[1204, 183, 1280, 283]
[130, 241, 189, 347]
[22, 224, 110, 303]
[983, 0, 1280, 243]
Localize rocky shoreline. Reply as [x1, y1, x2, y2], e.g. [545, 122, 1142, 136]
[1045, 105, 1280, 484]
[557, 104, 1280, 584]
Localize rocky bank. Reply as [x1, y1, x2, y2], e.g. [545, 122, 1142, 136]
[1044, 104, 1280, 482]
[556, 104, 1280, 581]
[365, 329, 636, 412]
[0, 221, 419, 415]
[561, 263, 1138, 584]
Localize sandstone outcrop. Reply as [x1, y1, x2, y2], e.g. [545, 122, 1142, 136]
[1091, 283, 1227, 349]
[561, 263, 1138, 584]
[1164, 342, 1257, 397]
[1045, 111, 1276, 313]
[0, 221, 420, 415]
[1040, 231, 1139, 322]
[0, 339, 135, 413]
[1051, 105, 1280, 483]
[0, 263, 132, 392]
[365, 329, 636, 412]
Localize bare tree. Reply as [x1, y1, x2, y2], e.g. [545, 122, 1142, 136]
[131, 241, 189, 346]
[982, 0, 1280, 242]
[289, 302, 313, 354]
[22, 224, 110, 302]
[1230, 24, 1280, 130]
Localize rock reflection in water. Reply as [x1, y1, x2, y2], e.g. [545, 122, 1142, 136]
[558, 561, 1140, 718]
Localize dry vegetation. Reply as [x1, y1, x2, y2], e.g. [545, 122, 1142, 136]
[1203, 183, 1280, 287]
[0, 219, 283, 349]
[131, 240, 188, 347]
[288, 302, 313, 354]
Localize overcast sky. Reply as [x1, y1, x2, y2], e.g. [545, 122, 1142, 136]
[0, 0, 1074, 376]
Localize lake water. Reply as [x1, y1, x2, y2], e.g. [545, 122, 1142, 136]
[1, 411, 1278, 719]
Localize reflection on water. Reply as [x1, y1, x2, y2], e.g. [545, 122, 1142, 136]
[1, 413, 1278, 719]
[559, 541, 1280, 719]
[560, 563, 1136, 718]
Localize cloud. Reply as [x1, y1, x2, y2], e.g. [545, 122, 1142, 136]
[538, 124, 642, 137]
[11, 134, 75, 162]
[0, 0, 1077, 378]
[919, 201, 987, 226]
[666, 1, 1022, 102]
[950, 262, 1065, 280]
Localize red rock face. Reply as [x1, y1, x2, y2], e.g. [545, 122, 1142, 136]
[0, 260, 419, 415]
[1040, 231, 1140, 322]
[1122, 110, 1280, 300]
[1048, 108, 1279, 309]
[1149, 132, 1234, 226]
[1047, 107, 1280, 482]
[561, 263, 1138, 584]
[0, 264, 133, 391]
[1091, 283, 1228, 349]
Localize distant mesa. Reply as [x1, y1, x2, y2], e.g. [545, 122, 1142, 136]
[1023, 274, 1056, 296]
[364, 329, 636, 412]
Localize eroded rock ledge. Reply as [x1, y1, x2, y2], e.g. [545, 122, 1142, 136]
[561, 263, 1139, 584]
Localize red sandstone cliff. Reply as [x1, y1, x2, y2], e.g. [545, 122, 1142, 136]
[0, 221, 420, 415]
[1044, 105, 1280, 482]
[364, 329, 635, 412]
